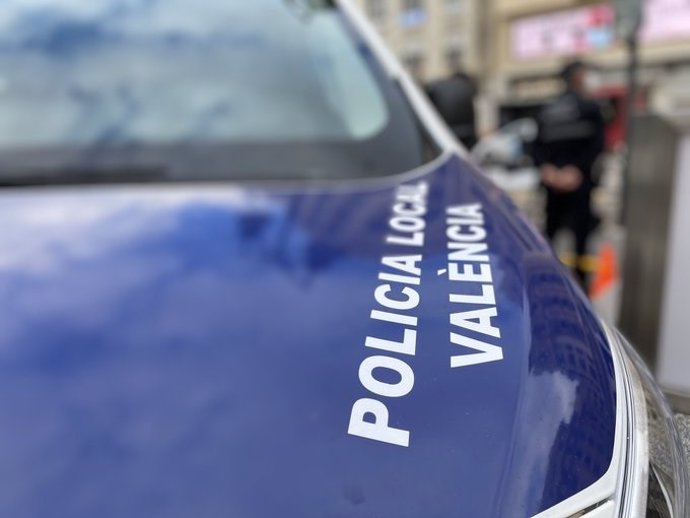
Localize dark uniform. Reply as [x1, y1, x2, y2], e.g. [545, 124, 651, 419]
[533, 89, 605, 282]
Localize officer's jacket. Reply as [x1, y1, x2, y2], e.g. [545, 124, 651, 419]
[533, 90, 605, 187]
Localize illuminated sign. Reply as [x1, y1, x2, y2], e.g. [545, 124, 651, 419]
[511, 5, 615, 60]
[642, 0, 690, 42]
[512, 0, 690, 60]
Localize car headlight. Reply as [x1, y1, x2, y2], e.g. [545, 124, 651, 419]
[602, 323, 690, 518]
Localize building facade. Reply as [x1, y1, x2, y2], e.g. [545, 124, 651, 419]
[351, 0, 480, 82]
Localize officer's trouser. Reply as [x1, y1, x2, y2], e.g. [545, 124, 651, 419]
[545, 187, 593, 285]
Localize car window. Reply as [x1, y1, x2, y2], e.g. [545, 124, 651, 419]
[0, 0, 439, 184]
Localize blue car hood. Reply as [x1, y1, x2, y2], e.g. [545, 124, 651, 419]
[0, 154, 616, 518]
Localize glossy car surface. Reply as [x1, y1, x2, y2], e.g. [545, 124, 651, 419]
[0, 154, 617, 517]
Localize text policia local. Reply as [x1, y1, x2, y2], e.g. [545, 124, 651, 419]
[348, 181, 504, 448]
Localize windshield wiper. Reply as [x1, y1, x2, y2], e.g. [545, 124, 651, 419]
[0, 166, 170, 188]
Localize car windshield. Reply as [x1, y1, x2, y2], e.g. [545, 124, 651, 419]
[0, 0, 439, 184]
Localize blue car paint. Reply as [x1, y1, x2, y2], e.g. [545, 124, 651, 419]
[0, 155, 616, 517]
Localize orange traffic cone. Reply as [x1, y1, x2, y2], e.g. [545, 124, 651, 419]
[589, 242, 619, 300]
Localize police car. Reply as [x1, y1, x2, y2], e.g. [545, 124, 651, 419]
[0, 1, 686, 517]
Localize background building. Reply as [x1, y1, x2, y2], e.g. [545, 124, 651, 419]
[351, 0, 481, 82]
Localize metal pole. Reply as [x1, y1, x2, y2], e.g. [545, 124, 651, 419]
[621, 31, 640, 225]
[614, 0, 643, 225]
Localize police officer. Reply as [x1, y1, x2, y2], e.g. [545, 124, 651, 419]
[533, 60, 605, 286]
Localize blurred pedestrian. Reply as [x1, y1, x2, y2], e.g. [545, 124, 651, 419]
[425, 69, 477, 149]
[533, 60, 605, 286]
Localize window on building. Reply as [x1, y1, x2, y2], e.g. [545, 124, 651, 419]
[400, 0, 426, 28]
[445, 47, 464, 73]
[366, 0, 386, 22]
[402, 53, 426, 81]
